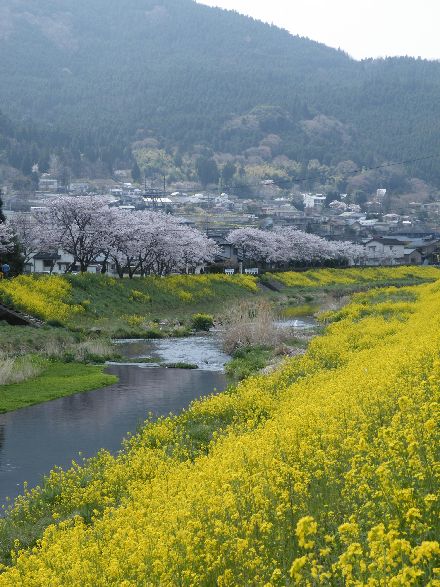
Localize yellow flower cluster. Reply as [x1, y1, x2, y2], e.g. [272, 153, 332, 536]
[128, 290, 151, 303]
[150, 273, 258, 302]
[120, 314, 147, 328]
[1, 277, 440, 585]
[269, 266, 440, 287]
[0, 275, 84, 321]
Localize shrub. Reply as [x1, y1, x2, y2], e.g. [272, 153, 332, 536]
[191, 313, 214, 331]
[163, 362, 198, 369]
[219, 299, 284, 353]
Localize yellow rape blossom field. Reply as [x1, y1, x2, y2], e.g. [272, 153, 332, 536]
[0, 273, 439, 584]
[268, 265, 440, 288]
[0, 275, 84, 322]
[0, 273, 258, 328]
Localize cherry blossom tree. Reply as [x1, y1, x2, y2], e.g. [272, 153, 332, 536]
[15, 195, 364, 276]
[227, 228, 282, 266]
[175, 225, 219, 273]
[102, 209, 219, 277]
[228, 226, 365, 267]
[9, 213, 41, 265]
[104, 208, 146, 278]
[0, 223, 14, 255]
[37, 196, 113, 272]
[276, 227, 365, 265]
[135, 212, 219, 276]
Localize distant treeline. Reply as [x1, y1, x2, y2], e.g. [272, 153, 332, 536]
[2, 0, 440, 185]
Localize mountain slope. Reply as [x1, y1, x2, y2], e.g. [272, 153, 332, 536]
[1, 0, 440, 183]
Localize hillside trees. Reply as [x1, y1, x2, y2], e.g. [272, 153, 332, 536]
[221, 162, 236, 185]
[3, 2, 440, 185]
[131, 160, 141, 183]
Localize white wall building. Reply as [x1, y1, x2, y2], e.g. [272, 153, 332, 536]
[364, 238, 405, 265]
[303, 193, 327, 209]
[27, 251, 105, 275]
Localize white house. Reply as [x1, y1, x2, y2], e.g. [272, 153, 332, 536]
[39, 175, 58, 192]
[364, 238, 405, 265]
[28, 251, 107, 275]
[303, 193, 327, 209]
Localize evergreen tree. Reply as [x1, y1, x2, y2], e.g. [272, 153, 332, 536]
[221, 162, 236, 186]
[196, 157, 219, 187]
[132, 160, 141, 183]
[0, 190, 6, 223]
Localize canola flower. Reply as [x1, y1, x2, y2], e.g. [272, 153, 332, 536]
[269, 265, 440, 287]
[0, 276, 439, 584]
[0, 273, 258, 323]
[0, 275, 84, 321]
[151, 273, 259, 302]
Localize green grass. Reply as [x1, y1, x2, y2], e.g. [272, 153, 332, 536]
[273, 278, 437, 296]
[225, 346, 273, 381]
[65, 274, 258, 335]
[0, 362, 117, 413]
[164, 362, 199, 369]
[280, 304, 317, 318]
[0, 323, 81, 357]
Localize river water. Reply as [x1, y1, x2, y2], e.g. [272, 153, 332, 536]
[0, 320, 314, 507]
[0, 335, 228, 507]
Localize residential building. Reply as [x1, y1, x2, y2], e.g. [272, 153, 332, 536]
[303, 193, 327, 209]
[364, 238, 405, 265]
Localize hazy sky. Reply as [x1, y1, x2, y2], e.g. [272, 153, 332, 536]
[197, 0, 440, 60]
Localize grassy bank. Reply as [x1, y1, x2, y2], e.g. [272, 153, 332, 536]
[0, 322, 120, 412]
[266, 265, 440, 289]
[0, 280, 438, 583]
[0, 273, 259, 336]
[224, 346, 273, 381]
[0, 268, 437, 413]
[1, 268, 438, 336]
[0, 361, 117, 413]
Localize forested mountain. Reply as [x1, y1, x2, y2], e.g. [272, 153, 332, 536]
[1, 0, 440, 185]
[0, 109, 54, 188]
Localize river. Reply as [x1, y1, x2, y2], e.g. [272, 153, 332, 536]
[0, 335, 228, 507]
[0, 319, 315, 508]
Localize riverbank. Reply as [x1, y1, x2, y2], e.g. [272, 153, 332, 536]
[0, 273, 259, 337]
[0, 362, 117, 413]
[0, 274, 258, 409]
[0, 321, 120, 412]
[0, 268, 438, 411]
[0, 278, 438, 582]
[224, 325, 316, 381]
